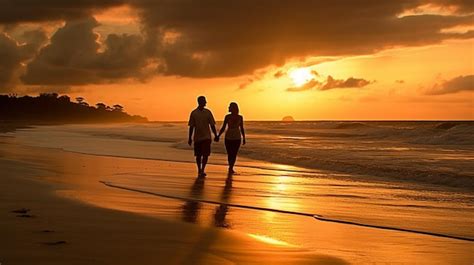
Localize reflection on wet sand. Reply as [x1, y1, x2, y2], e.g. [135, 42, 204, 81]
[180, 174, 236, 265]
[182, 176, 205, 223]
[214, 174, 233, 228]
[2, 140, 472, 264]
[182, 174, 234, 228]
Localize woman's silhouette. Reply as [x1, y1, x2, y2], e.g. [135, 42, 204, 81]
[217, 102, 246, 174]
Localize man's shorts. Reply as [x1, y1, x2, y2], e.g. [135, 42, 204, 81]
[194, 139, 212, 157]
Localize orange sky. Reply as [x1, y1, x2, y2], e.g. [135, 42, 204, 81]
[1, 3, 473, 121]
[71, 39, 473, 121]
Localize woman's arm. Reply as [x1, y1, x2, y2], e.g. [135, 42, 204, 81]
[240, 116, 246, 145]
[218, 115, 228, 137]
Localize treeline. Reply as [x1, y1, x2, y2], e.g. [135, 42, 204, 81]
[0, 93, 147, 123]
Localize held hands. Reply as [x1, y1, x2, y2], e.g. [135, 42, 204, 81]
[188, 139, 192, 146]
[214, 135, 220, 142]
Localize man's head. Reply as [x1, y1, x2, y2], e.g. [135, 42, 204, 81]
[197, 96, 207, 108]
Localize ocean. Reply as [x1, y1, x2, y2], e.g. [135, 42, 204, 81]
[7, 121, 474, 245]
[13, 121, 473, 188]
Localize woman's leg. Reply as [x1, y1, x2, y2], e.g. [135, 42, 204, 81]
[225, 140, 233, 170]
[228, 140, 241, 171]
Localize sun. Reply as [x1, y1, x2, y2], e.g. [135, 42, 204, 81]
[289, 68, 314, 87]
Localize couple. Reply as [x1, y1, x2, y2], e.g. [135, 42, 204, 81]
[188, 96, 246, 177]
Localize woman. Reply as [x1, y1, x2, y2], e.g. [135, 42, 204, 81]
[217, 102, 246, 174]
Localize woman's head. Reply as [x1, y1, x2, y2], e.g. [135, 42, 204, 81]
[229, 102, 239, 114]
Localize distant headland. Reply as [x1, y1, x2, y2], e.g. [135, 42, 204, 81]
[0, 93, 148, 125]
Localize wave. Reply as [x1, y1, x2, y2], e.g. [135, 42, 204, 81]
[114, 121, 473, 189]
[434, 122, 460, 130]
[15, 122, 473, 190]
[238, 150, 474, 190]
[170, 140, 474, 190]
[89, 132, 177, 143]
[333, 122, 372, 129]
[245, 121, 473, 146]
[407, 123, 473, 146]
[85, 121, 473, 147]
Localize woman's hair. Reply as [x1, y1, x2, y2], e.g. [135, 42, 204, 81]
[229, 102, 239, 114]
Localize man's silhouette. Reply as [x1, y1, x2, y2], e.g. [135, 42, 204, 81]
[188, 96, 218, 177]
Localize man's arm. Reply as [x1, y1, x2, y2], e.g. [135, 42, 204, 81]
[188, 126, 194, 146]
[188, 112, 195, 146]
[211, 124, 218, 138]
[208, 110, 218, 139]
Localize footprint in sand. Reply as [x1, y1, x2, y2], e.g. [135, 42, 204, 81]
[11, 208, 30, 214]
[16, 214, 36, 218]
[41, 241, 67, 246]
[11, 209, 66, 245]
[11, 208, 36, 217]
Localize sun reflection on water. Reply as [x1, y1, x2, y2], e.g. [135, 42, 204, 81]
[248, 233, 290, 246]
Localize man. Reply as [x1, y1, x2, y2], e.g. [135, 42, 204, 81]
[188, 96, 218, 177]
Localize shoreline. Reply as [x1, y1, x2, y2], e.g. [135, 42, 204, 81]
[0, 151, 346, 265]
[1, 127, 473, 264]
[12, 122, 473, 191]
[0, 122, 32, 133]
[0, 123, 347, 264]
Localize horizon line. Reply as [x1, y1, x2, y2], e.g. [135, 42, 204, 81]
[148, 119, 474, 123]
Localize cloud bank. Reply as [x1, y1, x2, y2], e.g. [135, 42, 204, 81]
[287, 76, 373, 92]
[21, 17, 151, 85]
[0, 0, 472, 88]
[427, 75, 474, 95]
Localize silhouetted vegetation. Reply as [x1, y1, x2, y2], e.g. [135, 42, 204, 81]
[0, 93, 147, 124]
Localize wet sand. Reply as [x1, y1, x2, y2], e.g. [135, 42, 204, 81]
[0, 136, 473, 264]
[0, 154, 345, 265]
[0, 122, 30, 133]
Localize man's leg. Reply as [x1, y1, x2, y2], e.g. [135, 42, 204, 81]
[196, 155, 202, 175]
[201, 155, 208, 176]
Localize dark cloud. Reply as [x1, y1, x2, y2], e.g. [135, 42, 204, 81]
[427, 75, 474, 95]
[0, 29, 46, 90]
[21, 16, 151, 85]
[238, 78, 254, 90]
[0, 0, 125, 24]
[395, 80, 405, 84]
[286, 79, 321, 92]
[0, 0, 473, 86]
[287, 75, 373, 92]
[0, 33, 23, 90]
[274, 71, 285, 78]
[321, 76, 373, 90]
[132, 0, 473, 77]
[21, 85, 83, 95]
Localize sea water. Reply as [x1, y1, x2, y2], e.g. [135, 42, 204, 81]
[8, 121, 474, 243]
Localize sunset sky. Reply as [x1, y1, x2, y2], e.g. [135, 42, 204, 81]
[0, 1, 473, 121]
